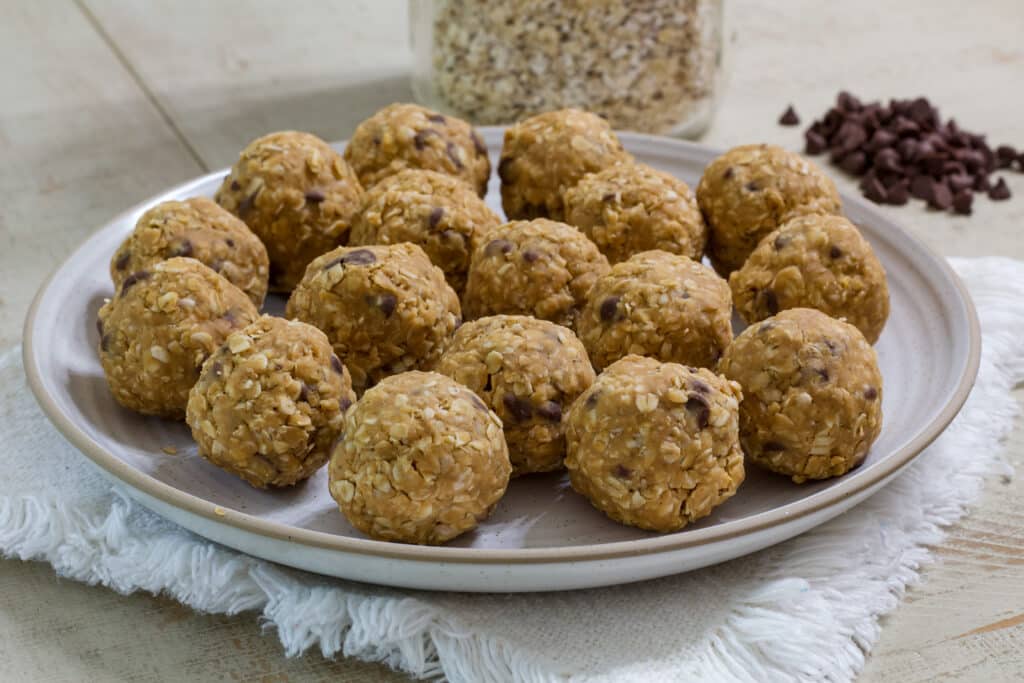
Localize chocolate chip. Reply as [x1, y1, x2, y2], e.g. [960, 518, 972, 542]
[428, 113, 446, 123]
[298, 382, 314, 403]
[829, 245, 842, 259]
[341, 249, 377, 266]
[114, 251, 131, 271]
[774, 234, 791, 250]
[613, 464, 632, 479]
[990, 177, 1012, 200]
[585, 391, 601, 409]
[469, 393, 488, 411]
[886, 182, 910, 205]
[484, 239, 513, 257]
[691, 379, 710, 394]
[759, 289, 779, 315]
[723, 166, 735, 180]
[482, 375, 492, 392]
[100, 333, 111, 352]
[428, 207, 444, 229]
[229, 180, 240, 191]
[762, 441, 785, 452]
[928, 181, 953, 210]
[522, 249, 540, 263]
[95, 318, 104, 337]
[339, 397, 352, 412]
[779, 105, 800, 126]
[824, 339, 841, 355]
[120, 270, 150, 295]
[497, 157, 514, 183]
[599, 296, 620, 322]
[366, 293, 397, 317]
[169, 239, 193, 258]
[862, 175, 887, 204]
[953, 190, 974, 215]
[305, 189, 325, 203]
[745, 180, 761, 192]
[210, 259, 225, 273]
[839, 151, 867, 175]
[864, 386, 878, 400]
[330, 354, 344, 374]
[413, 129, 438, 150]
[536, 400, 562, 422]
[238, 191, 259, 216]
[758, 321, 776, 335]
[471, 132, 487, 156]
[225, 238, 235, 248]
[685, 396, 710, 429]
[815, 367, 830, 382]
[874, 148, 902, 174]
[209, 361, 223, 377]
[502, 394, 532, 422]
[805, 131, 827, 155]
[446, 142, 464, 170]
[910, 175, 934, 201]
[601, 192, 616, 202]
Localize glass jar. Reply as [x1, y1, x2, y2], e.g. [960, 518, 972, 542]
[409, 0, 726, 138]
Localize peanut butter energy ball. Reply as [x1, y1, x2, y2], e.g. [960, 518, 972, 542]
[286, 243, 461, 393]
[565, 355, 744, 533]
[347, 169, 501, 294]
[111, 197, 269, 307]
[436, 315, 595, 475]
[462, 219, 610, 329]
[577, 250, 732, 371]
[344, 103, 491, 196]
[718, 308, 883, 484]
[328, 371, 511, 545]
[730, 214, 890, 343]
[696, 144, 842, 275]
[215, 131, 364, 291]
[186, 316, 355, 488]
[563, 162, 707, 264]
[97, 258, 259, 419]
[499, 108, 631, 220]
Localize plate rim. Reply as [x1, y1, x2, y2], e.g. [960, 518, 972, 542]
[22, 131, 982, 565]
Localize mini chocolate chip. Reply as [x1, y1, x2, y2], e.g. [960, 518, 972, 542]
[953, 190, 974, 215]
[862, 175, 887, 204]
[758, 321, 776, 334]
[210, 259, 225, 273]
[100, 333, 111, 352]
[471, 132, 487, 156]
[613, 464, 632, 479]
[601, 192, 616, 202]
[339, 397, 352, 412]
[887, 182, 910, 206]
[502, 394, 532, 422]
[928, 181, 953, 210]
[599, 296, 620, 322]
[774, 234, 790, 250]
[238, 191, 258, 216]
[864, 386, 878, 400]
[537, 401, 562, 422]
[305, 189, 325, 203]
[762, 441, 785, 452]
[342, 249, 377, 266]
[745, 180, 761, 192]
[229, 180, 241, 191]
[829, 245, 842, 259]
[366, 293, 397, 317]
[428, 207, 444, 229]
[413, 129, 438, 150]
[990, 177, 1012, 200]
[225, 238, 235, 248]
[522, 249, 540, 263]
[298, 382, 314, 403]
[372, 135, 381, 146]
[120, 270, 151, 295]
[446, 141, 464, 170]
[691, 379, 710, 394]
[95, 318, 103, 337]
[824, 339, 840, 355]
[996, 145, 1018, 168]
[484, 239, 513, 257]
[330, 354, 344, 374]
[839, 151, 867, 175]
[805, 131, 827, 155]
[169, 239, 193, 258]
[760, 289, 779, 315]
[482, 375, 492, 392]
[816, 367, 830, 382]
[209, 361, 223, 377]
[685, 396, 710, 429]
[469, 393, 488, 411]
[910, 175, 934, 201]
[497, 157, 514, 183]
[585, 390, 601, 409]
[779, 105, 800, 126]
[221, 308, 237, 324]
[428, 113, 446, 123]
[723, 166, 734, 180]
[114, 251, 131, 271]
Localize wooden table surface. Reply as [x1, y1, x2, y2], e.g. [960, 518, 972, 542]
[2, 1, 1022, 680]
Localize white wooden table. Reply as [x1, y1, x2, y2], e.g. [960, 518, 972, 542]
[2, 1, 1022, 680]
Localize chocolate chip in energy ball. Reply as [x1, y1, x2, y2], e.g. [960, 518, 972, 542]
[502, 393, 533, 422]
[536, 400, 562, 422]
[484, 238, 513, 257]
[599, 295, 620, 322]
[428, 206, 445, 229]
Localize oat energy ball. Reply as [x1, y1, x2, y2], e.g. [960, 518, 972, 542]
[499, 108, 631, 220]
[344, 103, 490, 196]
[187, 316, 355, 488]
[111, 197, 270, 307]
[730, 214, 890, 343]
[436, 316, 595, 475]
[97, 258, 259, 419]
[286, 243, 461, 393]
[696, 144, 842, 275]
[718, 308, 883, 483]
[563, 162, 707, 264]
[462, 219, 610, 329]
[565, 355, 744, 533]
[215, 131, 364, 292]
[348, 169, 501, 294]
[577, 251, 732, 371]
[328, 371, 511, 545]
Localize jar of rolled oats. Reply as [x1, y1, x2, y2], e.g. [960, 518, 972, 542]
[409, 0, 726, 137]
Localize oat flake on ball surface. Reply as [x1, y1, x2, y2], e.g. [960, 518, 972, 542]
[186, 315, 355, 489]
[565, 355, 745, 533]
[328, 371, 511, 545]
[718, 307, 883, 484]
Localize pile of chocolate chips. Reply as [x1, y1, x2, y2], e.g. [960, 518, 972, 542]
[787, 93, 1021, 214]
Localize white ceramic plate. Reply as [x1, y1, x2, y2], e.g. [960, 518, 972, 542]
[24, 130, 980, 592]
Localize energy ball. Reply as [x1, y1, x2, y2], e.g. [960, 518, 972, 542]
[215, 131, 364, 292]
[718, 308, 883, 484]
[344, 103, 490, 196]
[565, 355, 744, 533]
[186, 315, 355, 488]
[730, 214, 890, 343]
[462, 219, 610, 329]
[285, 243, 461, 393]
[110, 197, 270, 307]
[499, 108, 631, 220]
[97, 258, 259, 419]
[347, 169, 501, 294]
[563, 162, 707, 264]
[696, 144, 842, 275]
[435, 315, 595, 475]
[577, 250, 732, 371]
[328, 371, 511, 545]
